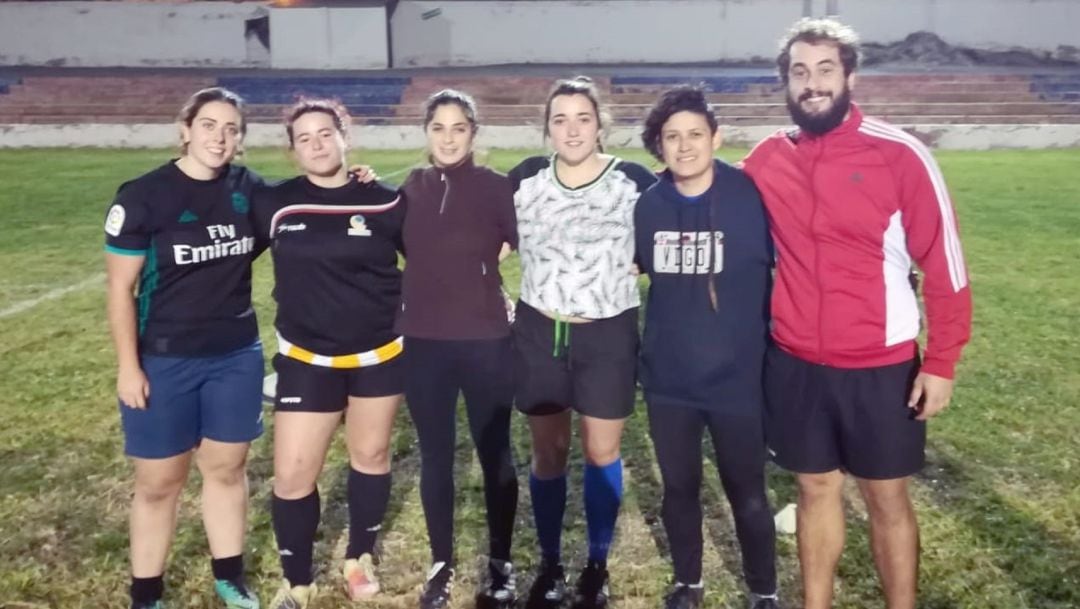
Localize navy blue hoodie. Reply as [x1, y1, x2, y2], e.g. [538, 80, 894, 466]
[634, 159, 772, 412]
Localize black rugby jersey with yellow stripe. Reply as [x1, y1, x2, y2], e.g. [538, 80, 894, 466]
[103, 161, 265, 356]
[252, 176, 404, 356]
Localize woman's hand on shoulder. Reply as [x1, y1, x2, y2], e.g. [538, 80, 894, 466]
[348, 165, 378, 184]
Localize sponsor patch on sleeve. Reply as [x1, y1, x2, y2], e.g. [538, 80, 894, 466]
[104, 204, 126, 237]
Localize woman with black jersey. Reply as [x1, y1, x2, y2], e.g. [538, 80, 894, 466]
[104, 87, 264, 609]
[251, 99, 405, 609]
[395, 89, 519, 609]
[508, 77, 657, 609]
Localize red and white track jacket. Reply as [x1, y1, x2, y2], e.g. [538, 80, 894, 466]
[742, 104, 972, 379]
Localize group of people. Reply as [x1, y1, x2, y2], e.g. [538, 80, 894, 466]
[104, 17, 971, 609]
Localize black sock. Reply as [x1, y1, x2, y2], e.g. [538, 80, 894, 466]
[211, 554, 244, 583]
[272, 489, 320, 587]
[130, 575, 164, 605]
[347, 468, 392, 559]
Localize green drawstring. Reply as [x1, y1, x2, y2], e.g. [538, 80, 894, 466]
[552, 318, 572, 357]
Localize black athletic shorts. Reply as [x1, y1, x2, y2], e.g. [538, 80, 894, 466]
[273, 353, 404, 413]
[512, 300, 639, 420]
[763, 345, 925, 480]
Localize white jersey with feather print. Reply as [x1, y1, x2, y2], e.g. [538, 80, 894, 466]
[509, 155, 657, 319]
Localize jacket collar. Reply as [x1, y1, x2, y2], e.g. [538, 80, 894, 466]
[432, 153, 476, 178]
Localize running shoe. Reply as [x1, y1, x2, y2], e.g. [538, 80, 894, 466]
[477, 558, 517, 609]
[343, 553, 380, 600]
[419, 561, 454, 609]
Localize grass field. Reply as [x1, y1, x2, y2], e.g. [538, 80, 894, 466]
[0, 146, 1078, 609]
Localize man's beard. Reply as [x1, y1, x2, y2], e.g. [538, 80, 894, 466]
[786, 86, 852, 135]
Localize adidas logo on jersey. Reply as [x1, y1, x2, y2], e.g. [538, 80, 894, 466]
[178, 209, 199, 223]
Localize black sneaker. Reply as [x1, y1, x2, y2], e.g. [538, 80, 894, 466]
[748, 594, 782, 609]
[663, 583, 703, 609]
[477, 559, 517, 609]
[525, 559, 567, 609]
[420, 562, 454, 609]
[569, 561, 609, 609]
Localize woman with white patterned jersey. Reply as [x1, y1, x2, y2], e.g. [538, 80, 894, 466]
[249, 99, 405, 609]
[508, 76, 657, 609]
[104, 87, 264, 609]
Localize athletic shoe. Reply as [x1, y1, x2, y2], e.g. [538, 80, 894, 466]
[268, 583, 316, 609]
[476, 558, 517, 609]
[569, 561, 609, 609]
[131, 601, 164, 609]
[214, 578, 261, 609]
[662, 583, 703, 609]
[419, 561, 454, 609]
[344, 553, 380, 600]
[748, 593, 782, 609]
[525, 559, 567, 609]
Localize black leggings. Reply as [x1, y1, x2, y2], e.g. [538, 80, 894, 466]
[405, 336, 519, 564]
[647, 401, 777, 594]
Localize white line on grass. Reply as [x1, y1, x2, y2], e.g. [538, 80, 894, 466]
[0, 273, 104, 320]
[381, 163, 423, 180]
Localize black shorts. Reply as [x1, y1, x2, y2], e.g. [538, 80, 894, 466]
[512, 301, 639, 420]
[273, 353, 404, 413]
[763, 345, 925, 480]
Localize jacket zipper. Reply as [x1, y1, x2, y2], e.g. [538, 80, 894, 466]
[438, 172, 450, 214]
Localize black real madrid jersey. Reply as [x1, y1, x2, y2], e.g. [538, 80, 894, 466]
[251, 176, 404, 355]
[104, 161, 265, 356]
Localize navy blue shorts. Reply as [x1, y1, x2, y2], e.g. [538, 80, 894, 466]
[120, 341, 265, 459]
[763, 345, 925, 480]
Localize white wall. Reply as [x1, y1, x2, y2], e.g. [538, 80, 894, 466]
[270, 6, 389, 69]
[0, 0, 1075, 69]
[390, 0, 1080, 67]
[391, 0, 807, 67]
[0, 1, 269, 68]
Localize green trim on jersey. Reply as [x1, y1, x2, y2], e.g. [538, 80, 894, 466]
[550, 153, 617, 193]
[104, 244, 148, 257]
[136, 239, 159, 336]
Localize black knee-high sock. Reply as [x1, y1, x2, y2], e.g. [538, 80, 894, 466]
[211, 554, 244, 584]
[347, 468, 392, 559]
[131, 575, 164, 605]
[272, 489, 320, 587]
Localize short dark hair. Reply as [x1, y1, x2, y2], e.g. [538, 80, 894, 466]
[283, 98, 351, 147]
[777, 17, 861, 84]
[641, 86, 718, 161]
[177, 87, 246, 154]
[543, 75, 607, 138]
[422, 89, 479, 132]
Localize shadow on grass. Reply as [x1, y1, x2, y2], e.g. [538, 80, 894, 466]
[916, 444, 1080, 607]
[619, 402, 670, 562]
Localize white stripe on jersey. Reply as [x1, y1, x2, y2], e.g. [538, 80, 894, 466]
[859, 119, 968, 292]
[268, 198, 401, 239]
[883, 211, 921, 347]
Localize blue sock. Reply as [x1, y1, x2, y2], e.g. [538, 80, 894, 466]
[584, 459, 624, 564]
[529, 472, 567, 563]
